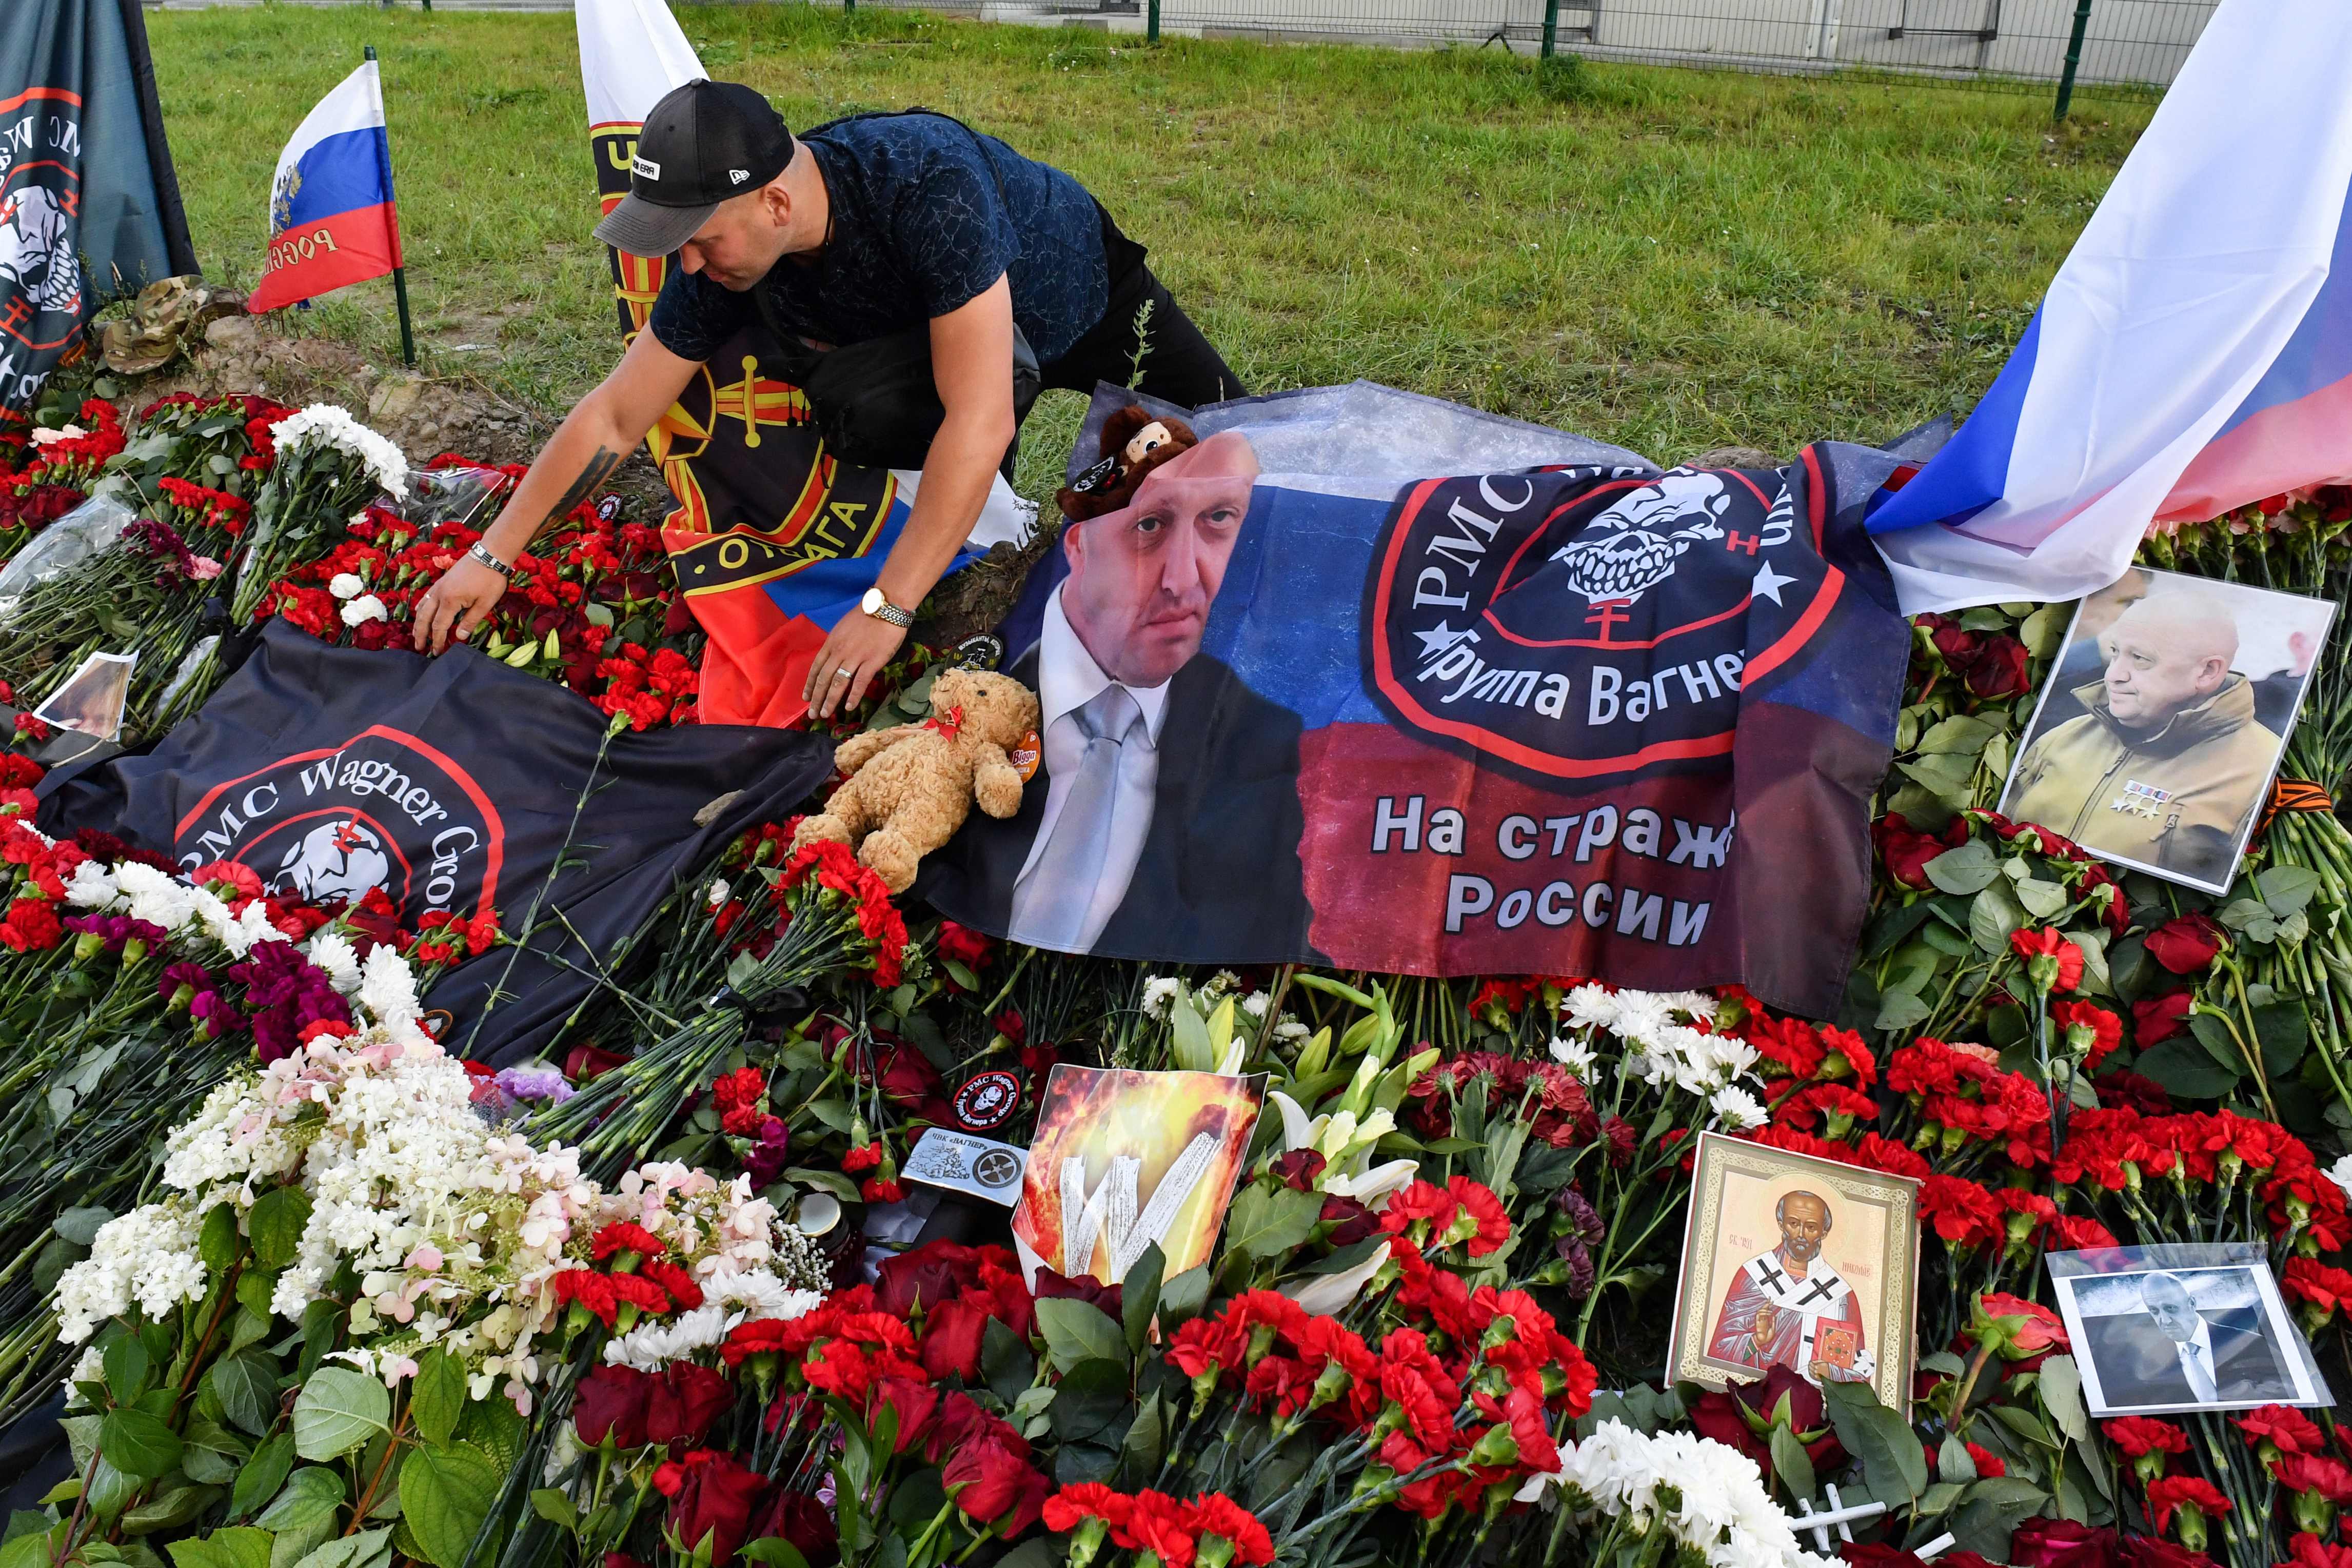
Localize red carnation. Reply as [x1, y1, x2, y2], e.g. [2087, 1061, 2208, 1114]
[1185, 1494, 1275, 1568]
[2273, 1453, 2352, 1503]
[2104, 1416, 2189, 1457]
[591, 1222, 667, 1262]
[2146, 1475, 2232, 1536]
[2237, 1404, 2327, 1455]
[2010, 927, 2084, 993]
[1446, 1175, 1512, 1257]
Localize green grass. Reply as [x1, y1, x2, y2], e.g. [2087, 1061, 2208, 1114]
[149, 3, 2151, 484]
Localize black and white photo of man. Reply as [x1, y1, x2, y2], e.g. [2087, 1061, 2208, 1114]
[2064, 1266, 2309, 1414]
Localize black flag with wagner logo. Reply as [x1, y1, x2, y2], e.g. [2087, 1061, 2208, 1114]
[37, 624, 835, 1063]
[0, 0, 195, 432]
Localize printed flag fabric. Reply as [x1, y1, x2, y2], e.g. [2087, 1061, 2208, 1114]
[1868, 0, 2352, 616]
[0, 0, 195, 430]
[245, 59, 403, 313]
[920, 383, 1913, 1019]
[575, 0, 1028, 729]
[34, 622, 835, 1064]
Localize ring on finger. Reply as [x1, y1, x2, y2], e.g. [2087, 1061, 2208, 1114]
[832, 666, 853, 683]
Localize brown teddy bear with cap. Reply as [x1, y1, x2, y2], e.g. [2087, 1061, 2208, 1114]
[1054, 404, 1199, 523]
[792, 666, 1043, 894]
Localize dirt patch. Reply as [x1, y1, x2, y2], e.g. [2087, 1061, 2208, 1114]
[105, 312, 675, 517]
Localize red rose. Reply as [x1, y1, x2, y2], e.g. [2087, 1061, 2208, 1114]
[572, 1363, 654, 1449]
[1964, 634, 2031, 699]
[645, 1362, 734, 1448]
[746, 1487, 839, 1568]
[1874, 813, 1971, 890]
[875, 1240, 985, 1316]
[1034, 1267, 1123, 1316]
[666, 1450, 769, 1565]
[2008, 1520, 2120, 1568]
[1270, 1149, 1327, 1190]
[941, 1427, 1043, 1526]
[2116, 1539, 2215, 1568]
[919, 1297, 992, 1382]
[2145, 914, 2225, 975]
[870, 1375, 941, 1455]
[1974, 1292, 2069, 1359]
[1842, 1546, 1928, 1568]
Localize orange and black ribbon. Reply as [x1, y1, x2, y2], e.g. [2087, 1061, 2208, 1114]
[2259, 777, 2335, 837]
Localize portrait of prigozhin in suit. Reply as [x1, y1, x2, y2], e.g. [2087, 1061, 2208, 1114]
[2048, 1253, 2328, 1417]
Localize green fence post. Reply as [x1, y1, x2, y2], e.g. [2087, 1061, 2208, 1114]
[1540, 0, 1560, 57]
[1148, 0, 1160, 43]
[2053, 0, 2093, 120]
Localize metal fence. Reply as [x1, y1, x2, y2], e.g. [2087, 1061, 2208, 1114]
[852, 0, 2216, 98]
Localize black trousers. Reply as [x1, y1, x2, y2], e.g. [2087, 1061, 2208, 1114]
[1038, 206, 1247, 411]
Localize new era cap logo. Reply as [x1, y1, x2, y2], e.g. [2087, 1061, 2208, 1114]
[631, 155, 662, 181]
[730, 169, 750, 184]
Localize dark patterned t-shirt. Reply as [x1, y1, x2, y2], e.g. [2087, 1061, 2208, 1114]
[647, 111, 1109, 366]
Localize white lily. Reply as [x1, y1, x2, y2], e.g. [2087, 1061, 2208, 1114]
[1281, 1243, 1391, 1316]
[1326, 1156, 1419, 1208]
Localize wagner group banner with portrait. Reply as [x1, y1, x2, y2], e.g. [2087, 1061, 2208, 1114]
[0, 0, 195, 430]
[33, 623, 835, 1063]
[920, 382, 1915, 1018]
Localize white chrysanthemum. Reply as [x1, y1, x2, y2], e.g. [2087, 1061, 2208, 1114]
[62, 860, 119, 910]
[340, 594, 388, 627]
[305, 929, 363, 996]
[113, 861, 197, 933]
[270, 405, 410, 499]
[1241, 990, 1271, 1019]
[2329, 1153, 2352, 1200]
[1709, 1086, 1767, 1130]
[1139, 975, 1180, 1020]
[329, 572, 366, 600]
[1548, 1035, 1596, 1081]
[1561, 984, 1618, 1034]
[358, 941, 423, 1037]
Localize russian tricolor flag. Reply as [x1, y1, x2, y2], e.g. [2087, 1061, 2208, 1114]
[1867, 0, 2352, 614]
[246, 59, 404, 313]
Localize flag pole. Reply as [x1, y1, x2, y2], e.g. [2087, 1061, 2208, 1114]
[365, 45, 418, 367]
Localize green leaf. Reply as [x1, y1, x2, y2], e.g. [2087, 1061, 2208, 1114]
[1221, 1185, 1321, 1261]
[1047, 1360, 1133, 1447]
[1122, 1242, 1164, 1359]
[54, 1206, 114, 1247]
[1939, 1432, 1978, 1484]
[408, 1348, 466, 1450]
[1923, 840, 1999, 896]
[209, 1352, 280, 1439]
[123, 1482, 224, 1536]
[1915, 714, 1997, 757]
[2255, 1000, 2311, 1076]
[398, 1444, 502, 1568]
[254, 1468, 344, 1535]
[168, 1530, 272, 1568]
[181, 1414, 248, 1486]
[1119, 1392, 1165, 1481]
[2137, 1038, 2239, 1099]
[104, 1337, 153, 1405]
[1170, 997, 1212, 1073]
[1919, 1481, 1966, 1517]
[199, 1204, 243, 1274]
[981, 1316, 1035, 1406]
[1873, 987, 1932, 1033]
[2188, 1011, 2242, 1071]
[290, 1368, 390, 1461]
[1820, 1379, 1927, 1505]
[2015, 878, 2068, 920]
[99, 1405, 184, 1482]
[2039, 1355, 2090, 1444]
[1948, 1477, 2051, 1560]
[1769, 1423, 1817, 1501]
[1034, 1299, 1128, 1373]
[741, 1542, 811, 1568]
[247, 1189, 312, 1271]
[229, 1435, 296, 1522]
[2259, 865, 2323, 917]
[1969, 880, 2026, 955]
[1157, 1265, 1210, 1327]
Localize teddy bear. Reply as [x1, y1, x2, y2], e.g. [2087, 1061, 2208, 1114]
[1054, 404, 1199, 523]
[791, 666, 1043, 894]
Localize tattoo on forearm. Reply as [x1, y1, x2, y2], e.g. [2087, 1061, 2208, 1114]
[543, 446, 624, 529]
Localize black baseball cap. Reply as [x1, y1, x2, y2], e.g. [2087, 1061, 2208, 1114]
[594, 80, 795, 258]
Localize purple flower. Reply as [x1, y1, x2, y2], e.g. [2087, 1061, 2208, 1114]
[745, 1116, 791, 1187]
[1557, 1235, 1596, 1300]
[227, 942, 349, 1064]
[1555, 1187, 1606, 1246]
[190, 989, 245, 1041]
[159, 960, 212, 1010]
[492, 1065, 574, 1105]
[65, 914, 169, 961]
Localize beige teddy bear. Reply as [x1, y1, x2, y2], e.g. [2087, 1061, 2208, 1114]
[792, 667, 1042, 893]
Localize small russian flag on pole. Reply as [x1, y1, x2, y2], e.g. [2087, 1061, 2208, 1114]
[246, 50, 416, 363]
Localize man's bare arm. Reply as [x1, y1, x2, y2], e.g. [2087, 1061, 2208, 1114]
[414, 329, 700, 653]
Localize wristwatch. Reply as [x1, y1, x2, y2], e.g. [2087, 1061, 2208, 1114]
[861, 586, 913, 628]
[466, 542, 515, 580]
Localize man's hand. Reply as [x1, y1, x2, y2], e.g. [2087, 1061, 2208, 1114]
[1750, 1304, 1777, 1351]
[804, 607, 907, 719]
[413, 554, 508, 655]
